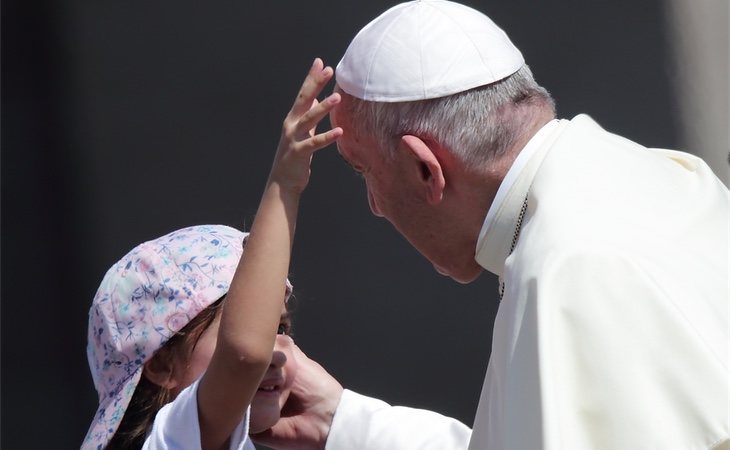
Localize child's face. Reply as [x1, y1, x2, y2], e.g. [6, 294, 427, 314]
[175, 305, 298, 433]
[249, 329, 298, 433]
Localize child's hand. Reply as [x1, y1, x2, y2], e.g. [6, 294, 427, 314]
[269, 58, 343, 193]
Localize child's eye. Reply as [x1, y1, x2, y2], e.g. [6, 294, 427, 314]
[277, 322, 291, 335]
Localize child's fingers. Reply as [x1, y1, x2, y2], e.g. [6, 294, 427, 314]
[295, 93, 341, 137]
[289, 58, 333, 118]
[297, 127, 343, 154]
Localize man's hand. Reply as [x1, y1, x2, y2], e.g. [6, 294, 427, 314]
[251, 344, 344, 450]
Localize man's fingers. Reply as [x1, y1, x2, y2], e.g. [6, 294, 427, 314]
[250, 421, 295, 449]
[279, 391, 307, 417]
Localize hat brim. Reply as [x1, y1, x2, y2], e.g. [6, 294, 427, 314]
[81, 368, 143, 450]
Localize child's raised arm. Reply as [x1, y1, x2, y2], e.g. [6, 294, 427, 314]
[197, 58, 342, 450]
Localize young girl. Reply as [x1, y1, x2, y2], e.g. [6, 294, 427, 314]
[81, 58, 342, 450]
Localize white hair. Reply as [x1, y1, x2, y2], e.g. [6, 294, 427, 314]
[338, 65, 556, 167]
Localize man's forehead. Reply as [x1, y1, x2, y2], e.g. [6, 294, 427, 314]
[331, 116, 355, 155]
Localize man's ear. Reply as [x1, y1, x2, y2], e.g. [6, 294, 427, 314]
[401, 134, 446, 205]
[143, 355, 179, 390]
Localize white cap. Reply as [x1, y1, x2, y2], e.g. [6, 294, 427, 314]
[336, 0, 524, 102]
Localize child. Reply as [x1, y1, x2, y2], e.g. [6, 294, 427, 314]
[81, 58, 343, 450]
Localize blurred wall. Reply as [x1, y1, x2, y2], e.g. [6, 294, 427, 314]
[2, 0, 689, 448]
[666, 0, 729, 185]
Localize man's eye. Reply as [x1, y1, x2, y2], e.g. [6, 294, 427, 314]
[277, 323, 291, 335]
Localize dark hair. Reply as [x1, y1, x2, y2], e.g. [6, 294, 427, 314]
[106, 298, 224, 450]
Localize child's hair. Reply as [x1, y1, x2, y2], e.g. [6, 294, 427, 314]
[81, 225, 292, 450]
[107, 298, 224, 450]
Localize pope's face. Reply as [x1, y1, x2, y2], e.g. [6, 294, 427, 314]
[331, 104, 483, 283]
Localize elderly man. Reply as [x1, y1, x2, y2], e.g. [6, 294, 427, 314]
[255, 1, 729, 449]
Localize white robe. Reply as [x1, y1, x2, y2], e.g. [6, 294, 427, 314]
[326, 115, 729, 449]
[473, 115, 729, 449]
[326, 390, 472, 449]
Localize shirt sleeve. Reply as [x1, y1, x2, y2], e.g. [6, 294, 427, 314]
[325, 389, 472, 450]
[142, 377, 255, 450]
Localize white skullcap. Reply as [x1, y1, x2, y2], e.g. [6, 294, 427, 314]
[336, 0, 524, 102]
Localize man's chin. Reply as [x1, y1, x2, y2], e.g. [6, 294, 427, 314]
[435, 264, 483, 284]
[433, 264, 450, 277]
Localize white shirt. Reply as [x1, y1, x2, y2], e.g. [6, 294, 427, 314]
[143, 377, 255, 450]
[477, 118, 563, 249]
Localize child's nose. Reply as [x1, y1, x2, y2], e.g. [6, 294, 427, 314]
[269, 349, 287, 369]
[270, 334, 293, 368]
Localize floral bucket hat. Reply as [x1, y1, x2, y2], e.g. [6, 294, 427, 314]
[81, 224, 291, 450]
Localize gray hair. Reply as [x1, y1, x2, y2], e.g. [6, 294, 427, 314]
[338, 64, 556, 167]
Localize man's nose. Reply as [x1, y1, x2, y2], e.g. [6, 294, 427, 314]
[367, 187, 384, 217]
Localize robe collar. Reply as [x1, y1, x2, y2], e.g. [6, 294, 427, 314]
[475, 119, 568, 276]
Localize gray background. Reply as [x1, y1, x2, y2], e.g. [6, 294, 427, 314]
[2, 0, 682, 448]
